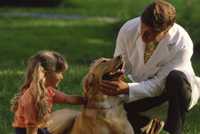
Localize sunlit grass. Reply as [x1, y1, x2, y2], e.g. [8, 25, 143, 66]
[0, 16, 119, 28]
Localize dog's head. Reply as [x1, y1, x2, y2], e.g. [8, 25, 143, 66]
[83, 55, 124, 100]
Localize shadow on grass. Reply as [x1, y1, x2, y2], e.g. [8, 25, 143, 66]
[0, 0, 79, 8]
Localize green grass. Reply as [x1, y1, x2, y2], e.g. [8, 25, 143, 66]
[0, 0, 149, 17]
[0, 0, 200, 133]
[0, 13, 120, 134]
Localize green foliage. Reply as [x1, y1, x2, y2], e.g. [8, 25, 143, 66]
[170, 0, 200, 49]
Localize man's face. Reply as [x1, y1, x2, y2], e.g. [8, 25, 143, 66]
[141, 23, 167, 44]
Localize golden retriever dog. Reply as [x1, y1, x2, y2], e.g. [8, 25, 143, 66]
[47, 55, 164, 134]
[70, 55, 134, 134]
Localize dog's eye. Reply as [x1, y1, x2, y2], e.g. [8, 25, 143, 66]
[101, 60, 107, 63]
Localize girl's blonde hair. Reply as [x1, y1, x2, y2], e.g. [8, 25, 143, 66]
[10, 50, 67, 120]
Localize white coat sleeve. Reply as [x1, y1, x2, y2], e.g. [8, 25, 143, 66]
[114, 25, 132, 75]
[128, 37, 193, 102]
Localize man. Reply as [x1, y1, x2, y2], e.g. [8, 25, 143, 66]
[100, 0, 200, 134]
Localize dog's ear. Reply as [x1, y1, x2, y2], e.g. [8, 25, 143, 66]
[83, 73, 96, 96]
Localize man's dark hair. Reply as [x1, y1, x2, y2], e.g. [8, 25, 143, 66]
[141, 0, 176, 32]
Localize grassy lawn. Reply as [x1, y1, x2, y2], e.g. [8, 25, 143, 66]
[0, 0, 200, 133]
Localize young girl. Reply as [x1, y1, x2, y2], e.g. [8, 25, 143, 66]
[10, 51, 85, 134]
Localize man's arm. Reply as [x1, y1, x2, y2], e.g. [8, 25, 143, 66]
[127, 43, 193, 101]
[101, 39, 193, 102]
[114, 19, 137, 75]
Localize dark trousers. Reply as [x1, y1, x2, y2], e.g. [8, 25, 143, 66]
[15, 128, 50, 134]
[124, 70, 192, 134]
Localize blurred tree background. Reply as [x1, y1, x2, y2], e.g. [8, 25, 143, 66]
[0, 0, 199, 133]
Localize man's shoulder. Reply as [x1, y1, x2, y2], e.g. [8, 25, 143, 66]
[120, 17, 140, 33]
[171, 23, 191, 38]
[173, 23, 187, 33]
[167, 23, 193, 49]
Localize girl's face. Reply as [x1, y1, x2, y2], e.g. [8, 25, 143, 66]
[45, 71, 64, 88]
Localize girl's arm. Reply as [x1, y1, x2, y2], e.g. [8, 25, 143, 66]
[53, 89, 87, 105]
[64, 95, 86, 105]
[26, 127, 37, 134]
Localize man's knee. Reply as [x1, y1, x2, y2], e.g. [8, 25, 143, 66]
[165, 70, 191, 107]
[165, 70, 190, 96]
[167, 70, 187, 83]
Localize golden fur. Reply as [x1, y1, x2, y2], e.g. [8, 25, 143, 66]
[70, 56, 134, 134]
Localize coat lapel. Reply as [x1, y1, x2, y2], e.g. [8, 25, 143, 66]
[138, 34, 171, 79]
[144, 38, 170, 68]
[133, 21, 170, 79]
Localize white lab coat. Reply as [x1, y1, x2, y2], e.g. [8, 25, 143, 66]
[114, 17, 200, 110]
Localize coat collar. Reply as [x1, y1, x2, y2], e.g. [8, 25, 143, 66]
[135, 20, 171, 68]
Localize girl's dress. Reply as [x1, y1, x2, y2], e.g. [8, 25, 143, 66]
[12, 86, 68, 134]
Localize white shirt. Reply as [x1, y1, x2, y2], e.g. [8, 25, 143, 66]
[114, 17, 200, 109]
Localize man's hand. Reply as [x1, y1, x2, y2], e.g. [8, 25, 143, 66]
[100, 80, 129, 96]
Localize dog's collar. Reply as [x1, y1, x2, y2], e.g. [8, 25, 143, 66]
[84, 100, 123, 110]
[84, 101, 114, 110]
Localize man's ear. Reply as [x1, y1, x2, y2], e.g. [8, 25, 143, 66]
[83, 73, 95, 96]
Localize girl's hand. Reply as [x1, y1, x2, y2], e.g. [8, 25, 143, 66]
[76, 96, 88, 105]
[81, 97, 88, 105]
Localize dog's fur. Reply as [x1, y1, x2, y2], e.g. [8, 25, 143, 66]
[70, 56, 134, 134]
[47, 56, 164, 134]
